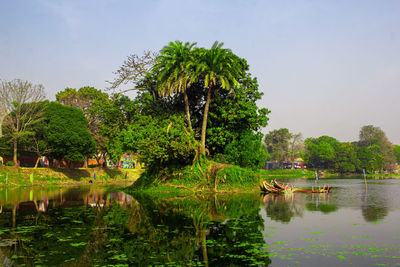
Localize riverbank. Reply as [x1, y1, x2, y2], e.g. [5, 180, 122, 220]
[128, 163, 320, 194]
[1, 164, 398, 189]
[0, 166, 143, 187]
[127, 161, 400, 194]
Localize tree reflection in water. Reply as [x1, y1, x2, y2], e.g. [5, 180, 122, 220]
[361, 182, 388, 222]
[262, 193, 304, 223]
[0, 189, 271, 266]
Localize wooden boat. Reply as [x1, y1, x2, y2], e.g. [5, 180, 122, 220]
[261, 180, 284, 193]
[273, 179, 293, 190]
[294, 185, 333, 193]
[261, 179, 333, 194]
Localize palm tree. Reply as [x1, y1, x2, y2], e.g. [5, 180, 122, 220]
[195, 42, 243, 154]
[153, 41, 197, 129]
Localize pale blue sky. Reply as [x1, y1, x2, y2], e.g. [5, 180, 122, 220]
[1, 0, 399, 143]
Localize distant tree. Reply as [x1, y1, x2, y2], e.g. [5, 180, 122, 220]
[358, 125, 394, 170]
[335, 142, 360, 173]
[44, 102, 95, 165]
[19, 101, 51, 168]
[288, 133, 304, 169]
[95, 94, 140, 164]
[223, 131, 267, 170]
[304, 136, 340, 169]
[359, 125, 384, 146]
[56, 86, 110, 165]
[264, 128, 292, 167]
[394, 145, 400, 163]
[107, 51, 157, 92]
[357, 145, 384, 173]
[0, 79, 46, 166]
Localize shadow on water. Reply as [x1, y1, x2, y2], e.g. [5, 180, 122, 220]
[0, 188, 272, 266]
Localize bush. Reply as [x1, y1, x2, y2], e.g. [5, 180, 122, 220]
[5, 161, 14, 166]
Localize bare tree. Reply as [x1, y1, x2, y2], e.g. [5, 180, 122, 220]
[0, 107, 6, 137]
[0, 79, 46, 166]
[107, 50, 157, 93]
[288, 133, 304, 169]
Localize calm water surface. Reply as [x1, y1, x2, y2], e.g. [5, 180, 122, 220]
[0, 178, 399, 266]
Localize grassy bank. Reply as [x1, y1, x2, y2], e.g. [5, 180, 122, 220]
[0, 166, 143, 187]
[127, 161, 400, 194]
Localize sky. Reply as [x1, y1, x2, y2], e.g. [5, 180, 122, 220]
[1, 0, 399, 144]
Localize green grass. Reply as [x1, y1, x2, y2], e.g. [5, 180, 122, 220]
[0, 166, 143, 187]
[258, 169, 315, 179]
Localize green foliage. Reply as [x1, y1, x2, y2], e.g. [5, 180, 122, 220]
[153, 40, 197, 128]
[56, 86, 111, 156]
[304, 126, 396, 173]
[357, 145, 384, 173]
[223, 131, 267, 170]
[304, 136, 340, 169]
[394, 145, 400, 163]
[358, 125, 395, 169]
[207, 75, 270, 155]
[119, 113, 196, 170]
[185, 42, 246, 153]
[264, 128, 292, 166]
[335, 142, 360, 173]
[45, 102, 95, 162]
[215, 165, 261, 188]
[6, 161, 13, 166]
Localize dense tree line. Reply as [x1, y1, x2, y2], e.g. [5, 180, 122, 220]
[0, 41, 269, 171]
[264, 125, 399, 173]
[1, 41, 397, 174]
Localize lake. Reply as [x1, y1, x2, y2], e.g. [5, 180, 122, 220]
[0, 178, 399, 266]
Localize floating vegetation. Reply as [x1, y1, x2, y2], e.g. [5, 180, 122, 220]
[1, 180, 400, 266]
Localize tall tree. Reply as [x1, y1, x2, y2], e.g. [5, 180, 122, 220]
[44, 102, 95, 165]
[335, 142, 360, 173]
[394, 145, 400, 164]
[264, 128, 292, 167]
[56, 87, 110, 165]
[205, 74, 270, 155]
[288, 133, 304, 169]
[304, 136, 340, 169]
[107, 51, 157, 93]
[195, 42, 243, 154]
[359, 125, 394, 170]
[153, 41, 197, 129]
[0, 79, 46, 166]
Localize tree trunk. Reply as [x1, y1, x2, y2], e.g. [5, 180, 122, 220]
[13, 139, 18, 167]
[34, 156, 40, 169]
[84, 156, 88, 168]
[12, 204, 17, 228]
[201, 87, 212, 154]
[201, 230, 209, 267]
[183, 90, 192, 130]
